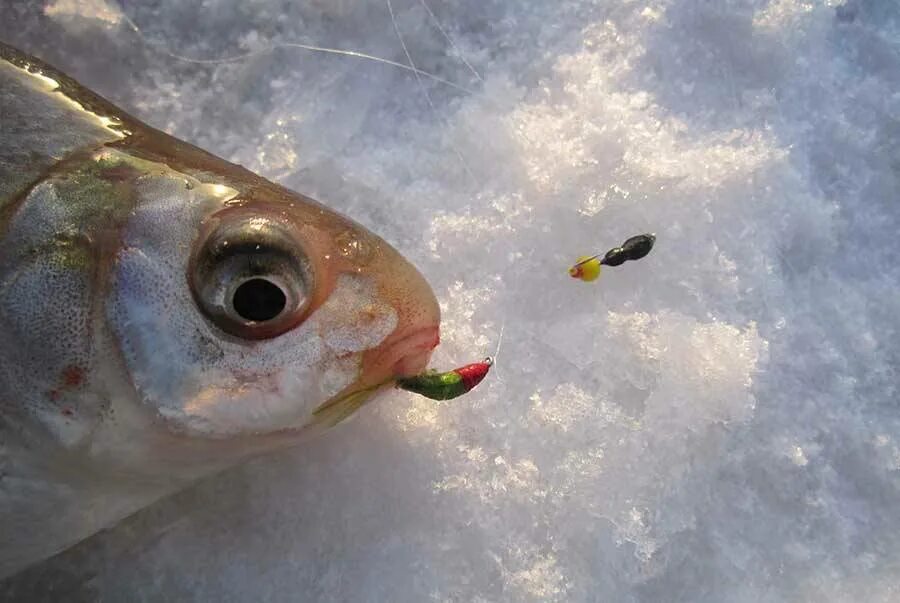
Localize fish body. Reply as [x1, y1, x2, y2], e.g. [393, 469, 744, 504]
[0, 42, 440, 579]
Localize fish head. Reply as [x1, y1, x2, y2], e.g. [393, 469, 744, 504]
[0, 43, 440, 574]
[103, 149, 440, 443]
[0, 42, 440, 466]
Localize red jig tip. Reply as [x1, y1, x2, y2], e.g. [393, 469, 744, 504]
[454, 357, 493, 392]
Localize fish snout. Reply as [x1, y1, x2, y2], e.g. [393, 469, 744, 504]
[359, 257, 441, 386]
[380, 326, 441, 378]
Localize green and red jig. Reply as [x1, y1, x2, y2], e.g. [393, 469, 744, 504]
[397, 357, 494, 400]
[312, 357, 495, 428]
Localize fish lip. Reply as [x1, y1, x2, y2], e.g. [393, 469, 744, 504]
[305, 326, 439, 427]
[377, 325, 441, 379]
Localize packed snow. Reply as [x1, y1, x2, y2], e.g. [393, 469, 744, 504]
[3, 0, 900, 601]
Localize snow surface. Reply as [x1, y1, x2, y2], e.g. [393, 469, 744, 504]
[4, 0, 900, 601]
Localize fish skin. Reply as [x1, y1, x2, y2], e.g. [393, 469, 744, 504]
[0, 41, 440, 579]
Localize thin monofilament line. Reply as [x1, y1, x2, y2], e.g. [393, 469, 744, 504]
[386, 0, 477, 183]
[491, 319, 506, 382]
[493, 321, 505, 363]
[118, 10, 475, 96]
[573, 254, 601, 268]
[418, 0, 484, 83]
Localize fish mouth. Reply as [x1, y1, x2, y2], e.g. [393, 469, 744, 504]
[374, 325, 441, 379]
[309, 325, 439, 429]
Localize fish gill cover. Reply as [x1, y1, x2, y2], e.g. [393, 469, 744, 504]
[3, 0, 900, 601]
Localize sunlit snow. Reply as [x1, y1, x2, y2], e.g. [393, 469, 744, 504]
[3, 0, 900, 601]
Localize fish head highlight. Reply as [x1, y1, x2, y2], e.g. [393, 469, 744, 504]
[102, 149, 441, 443]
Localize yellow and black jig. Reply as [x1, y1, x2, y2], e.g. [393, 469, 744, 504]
[569, 233, 656, 282]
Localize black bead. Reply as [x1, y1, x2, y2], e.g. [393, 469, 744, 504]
[599, 233, 655, 266]
[601, 247, 627, 266]
[620, 234, 655, 261]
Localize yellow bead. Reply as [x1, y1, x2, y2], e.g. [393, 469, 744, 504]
[570, 256, 601, 281]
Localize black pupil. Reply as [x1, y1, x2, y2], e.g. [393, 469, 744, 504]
[232, 278, 287, 322]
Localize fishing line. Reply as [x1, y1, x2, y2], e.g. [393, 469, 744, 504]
[117, 7, 475, 95]
[418, 0, 483, 83]
[385, 0, 477, 183]
[488, 318, 506, 384]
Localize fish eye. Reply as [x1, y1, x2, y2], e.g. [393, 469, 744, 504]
[231, 277, 287, 322]
[190, 216, 313, 339]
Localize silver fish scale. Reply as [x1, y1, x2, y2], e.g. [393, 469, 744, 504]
[0, 57, 122, 209]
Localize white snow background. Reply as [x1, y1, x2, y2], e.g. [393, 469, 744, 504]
[3, 0, 900, 601]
